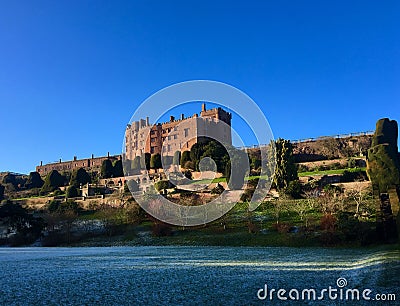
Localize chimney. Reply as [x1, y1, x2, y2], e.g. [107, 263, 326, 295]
[107, 152, 110, 158]
[170, 116, 175, 122]
[180, 114, 184, 120]
[59, 158, 62, 163]
[146, 117, 150, 126]
[91, 154, 94, 159]
[73, 156, 77, 161]
[202, 103, 206, 112]
[40, 161, 43, 166]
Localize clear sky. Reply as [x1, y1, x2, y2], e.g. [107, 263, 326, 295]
[0, 0, 399, 174]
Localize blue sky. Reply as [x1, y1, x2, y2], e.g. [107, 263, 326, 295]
[0, 1, 399, 174]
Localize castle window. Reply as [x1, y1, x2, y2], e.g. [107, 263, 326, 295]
[174, 134, 178, 140]
[184, 128, 189, 137]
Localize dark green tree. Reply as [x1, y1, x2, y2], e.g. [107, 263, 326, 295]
[2, 173, 16, 188]
[367, 118, 400, 192]
[274, 138, 298, 190]
[173, 151, 181, 166]
[225, 148, 248, 190]
[0, 184, 4, 201]
[150, 153, 162, 170]
[132, 156, 141, 174]
[69, 168, 91, 187]
[101, 159, 114, 178]
[141, 153, 151, 170]
[190, 143, 204, 168]
[25, 172, 44, 189]
[201, 141, 228, 173]
[180, 151, 192, 168]
[366, 118, 400, 242]
[123, 159, 131, 175]
[0, 200, 44, 245]
[40, 170, 65, 194]
[155, 180, 174, 192]
[66, 185, 79, 198]
[113, 160, 124, 178]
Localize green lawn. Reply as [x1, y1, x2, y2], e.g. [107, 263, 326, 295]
[298, 167, 366, 177]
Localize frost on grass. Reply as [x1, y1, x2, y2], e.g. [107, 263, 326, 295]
[0, 246, 398, 305]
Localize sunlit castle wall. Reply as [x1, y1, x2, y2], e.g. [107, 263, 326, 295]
[125, 104, 232, 160]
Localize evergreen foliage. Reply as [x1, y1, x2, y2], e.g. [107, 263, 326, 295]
[141, 153, 151, 170]
[180, 151, 192, 168]
[25, 172, 44, 189]
[113, 160, 124, 178]
[273, 138, 298, 190]
[173, 151, 181, 166]
[66, 185, 79, 198]
[40, 170, 65, 194]
[367, 118, 400, 193]
[132, 156, 141, 173]
[69, 168, 91, 187]
[150, 153, 162, 169]
[101, 159, 114, 178]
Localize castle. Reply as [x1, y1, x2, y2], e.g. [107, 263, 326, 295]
[124, 103, 232, 160]
[35, 104, 232, 176]
[36, 153, 121, 176]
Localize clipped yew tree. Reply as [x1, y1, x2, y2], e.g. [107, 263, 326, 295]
[113, 160, 124, 178]
[25, 171, 44, 189]
[101, 159, 114, 178]
[180, 151, 191, 168]
[141, 153, 151, 170]
[69, 168, 91, 188]
[66, 185, 79, 198]
[367, 118, 400, 242]
[367, 118, 400, 193]
[273, 138, 298, 190]
[40, 170, 65, 194]
[150, 153, 162, 170]
[173, 151, 181, 166]
[132, 156, 141, 174]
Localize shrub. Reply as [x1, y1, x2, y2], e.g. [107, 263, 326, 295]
[101, 159, 114, 178]
[184, 161, 195, 170]
[150, 153, 162, 170]
[66, 185, 79, 198]
[40, 170, 65, 195]
[69, 168, 91, 187]
[127, 179, 139, 192]
[183, 169, 192, 180]
[341, 170, 367, 183]
[25, 172, 44, 189]
[284, 180, 302, 199]
[297, 164, 309, 172]
[240, 188, 254, 202]
[0, 184, 4, 201]
[347, 157, 357, 168]
[154, 180, 174, 192]
[173, 151, 181, 166]
[320, 213, 336, 232]
[211, 183, 225, 195]
[113, 160, 124, 177]
[180, 151, 192, 168]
